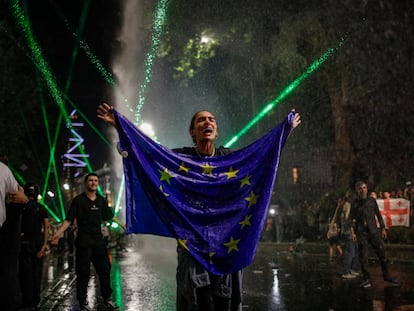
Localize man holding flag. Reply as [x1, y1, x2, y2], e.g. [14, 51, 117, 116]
[98, 103, 301, 310]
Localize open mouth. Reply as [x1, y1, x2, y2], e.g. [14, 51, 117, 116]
[203, 127, 213, 134]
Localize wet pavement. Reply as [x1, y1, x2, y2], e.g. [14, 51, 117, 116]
[38, 236, 414, 311]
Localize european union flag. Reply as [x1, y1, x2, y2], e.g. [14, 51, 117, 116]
[115, 111, 294, 275]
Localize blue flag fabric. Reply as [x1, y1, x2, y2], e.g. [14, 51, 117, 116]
[115, 110, 294, 275]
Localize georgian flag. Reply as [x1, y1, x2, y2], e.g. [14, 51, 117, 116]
[377, 198, 410, 227]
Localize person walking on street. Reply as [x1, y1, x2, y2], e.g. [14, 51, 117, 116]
[337, 193, 360, 279]
[326, 199, 343, 261]
[350, 181, 400, 288]
[52, 173, 119, 311]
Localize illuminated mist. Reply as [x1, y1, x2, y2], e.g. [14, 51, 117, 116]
[110, 1, 176, 257]
[110, 0, 145, 222]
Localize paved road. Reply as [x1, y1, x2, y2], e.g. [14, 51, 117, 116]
[38, 236, 414, 311]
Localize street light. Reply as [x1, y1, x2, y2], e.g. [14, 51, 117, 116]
[63, 183, 70, 191]
[139, 122, 157, 141]
[201, 35, 210, 44]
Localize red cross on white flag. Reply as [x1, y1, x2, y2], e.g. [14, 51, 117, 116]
[377, 198, 410, 227]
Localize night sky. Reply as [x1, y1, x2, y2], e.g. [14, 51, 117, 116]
[2, 0, 413, 200]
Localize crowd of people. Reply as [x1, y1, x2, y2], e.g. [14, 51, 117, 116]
[263, 180, 412, 288]
[2, 102, 411, 309]
[0, 161, 122, 311]
[0, 106, 301, 311]
[263, 183, 413, 245]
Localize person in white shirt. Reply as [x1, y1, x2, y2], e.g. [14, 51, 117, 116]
[0, 157, 30, 310]
[0, 161, 19, 228]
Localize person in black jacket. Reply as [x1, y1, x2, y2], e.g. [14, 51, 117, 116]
[52, 173, 119, 311]
[350, 181, 400, 288]
[19, 183, 49, 309]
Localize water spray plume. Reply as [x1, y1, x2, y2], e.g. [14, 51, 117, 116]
[134, 0, 169, 125]
[112, 0, 170, 213]
[50, 0, 137, 116]
[224, 39, 345, 148]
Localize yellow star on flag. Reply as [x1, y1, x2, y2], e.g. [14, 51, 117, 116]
[209, 252, 216, 264]
[159, 185, 169, 196]
[239, 215, 252, 229]
[177, 238, 189, 251]
[178, 161, 190, 174]
[224, 166, 239, 179]
[159, 168, 174, 184]
[240, 175, 251, 188]
[201, 163, 216, 175]
[224, 236, 240, 254]
[245, 191, 259, 207]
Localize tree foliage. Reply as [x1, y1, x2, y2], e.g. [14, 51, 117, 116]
[1, 0, 413, 194]
[157, 0, 414, 189]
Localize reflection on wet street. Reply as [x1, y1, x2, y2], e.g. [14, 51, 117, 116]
[39, 236, 414, 310]
[243, 246, 414, 311]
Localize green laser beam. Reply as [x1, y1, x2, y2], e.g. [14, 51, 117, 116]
[40, 96, 65, 220]
[13, 1, 98, 213]
[5, 1, 115, 125]
[50, 0, 130, 115]
[13, 0, 67, 220]
[224, 40, 345, 148]
[11, 0, 109, 217]
[61, 0, 91, 93]
[40, 202, 61, 223]
[11, 0, 69, 121]
[114, 177, 125, 216]
[8, 164, 26, 186]
[11, 0, 68, 220]
[62, 93, 111, 146]
[49, 0, 136, 125]
[134, 0, 169, 124]
[43, 2, 106, 197]
[113, 0, 170, 213]
[48, 0, 115, 87]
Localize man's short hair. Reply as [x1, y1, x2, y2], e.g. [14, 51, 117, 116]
[355, 180, 366, 188]
[84, 172, 99, 183]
